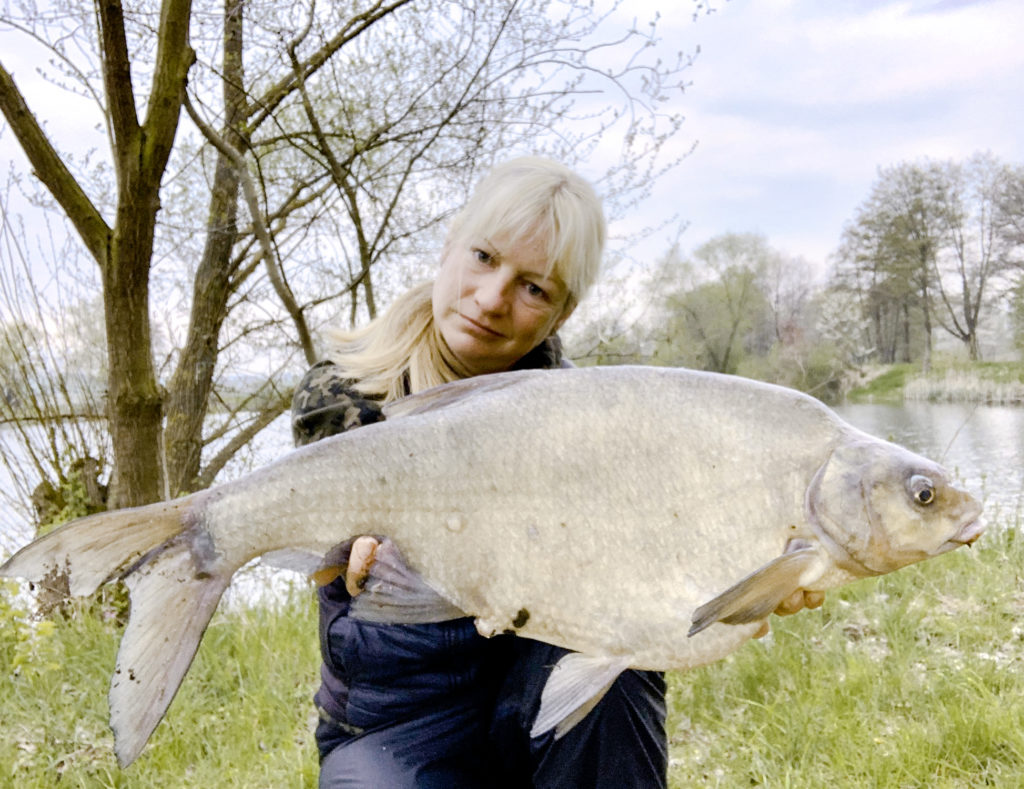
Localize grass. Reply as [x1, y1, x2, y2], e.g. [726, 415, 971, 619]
[666, 525, 1024, 788]
[849, 360, 1024, 404]
[4, 526, 1024, 787]
[847, 363, 916, 402]
[1, 579, 320, 788]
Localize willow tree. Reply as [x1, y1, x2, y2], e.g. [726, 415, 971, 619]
[0, 0, 693, 511]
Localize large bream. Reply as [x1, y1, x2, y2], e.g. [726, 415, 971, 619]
[1, 365, 984, 766]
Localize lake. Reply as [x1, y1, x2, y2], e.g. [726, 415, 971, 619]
[2, 400, 1021, 560]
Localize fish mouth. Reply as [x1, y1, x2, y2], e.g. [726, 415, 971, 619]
[939, 518, 986, 552]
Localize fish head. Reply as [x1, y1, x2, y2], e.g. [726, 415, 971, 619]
[808, 436, 985, 576]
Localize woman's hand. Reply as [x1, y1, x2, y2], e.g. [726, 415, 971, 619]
[775, 589, 825, 616]
[753, 589, 826, 638]
[345, 536, 380, 596]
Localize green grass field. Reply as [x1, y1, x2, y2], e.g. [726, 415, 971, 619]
[3, 524, 1024, 787]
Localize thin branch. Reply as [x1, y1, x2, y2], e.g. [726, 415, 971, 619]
[184, 93, 316, 363]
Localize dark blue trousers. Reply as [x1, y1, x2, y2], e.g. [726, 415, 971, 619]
[316, 638, 667, 788]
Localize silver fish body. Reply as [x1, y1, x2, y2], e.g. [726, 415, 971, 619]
[0, 365, 984, 765]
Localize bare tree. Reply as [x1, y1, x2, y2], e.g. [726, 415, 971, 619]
[931, 152, 1013, 360]
[0, 184, 110, 547]
[0, 0, 695, 510]
[833, 154, 1019, 364]
[833, 162, 946, 367]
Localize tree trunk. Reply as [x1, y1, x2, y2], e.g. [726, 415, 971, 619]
[99, 0, 194, 507]
[163, 0, 245, 496]
[104, 159, 165, 507]
[968, 330, 981, 361]
[900, 302, 911, 363]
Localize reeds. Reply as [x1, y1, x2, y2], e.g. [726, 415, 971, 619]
[904, 369, 1024, 405]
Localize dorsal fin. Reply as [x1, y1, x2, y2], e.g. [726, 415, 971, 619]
[383, 369, 542, 420]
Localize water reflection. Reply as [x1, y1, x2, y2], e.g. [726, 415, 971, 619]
[835, 402, 1024, 524]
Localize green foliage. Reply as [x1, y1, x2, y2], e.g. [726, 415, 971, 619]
[738, 340, 849, 404]
[0, 580, 63, 681]
[656, 273, 771, 374]
[650, 234, 794, 375]
[35, 456, 109, 538]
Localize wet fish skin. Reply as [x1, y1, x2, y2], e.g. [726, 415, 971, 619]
[0, 365, 984, 765]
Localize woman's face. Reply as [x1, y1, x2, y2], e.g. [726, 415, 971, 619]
[432, 229, 574, 376]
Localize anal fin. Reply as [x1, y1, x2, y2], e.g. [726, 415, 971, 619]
[530, 653, 632, 740]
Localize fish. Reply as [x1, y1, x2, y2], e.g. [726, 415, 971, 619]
[0, 365, 984, 766]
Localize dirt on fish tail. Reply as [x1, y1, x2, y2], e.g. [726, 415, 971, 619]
[111, 524, 234, 766]
[1, 496, 234, 767]
[0, 498, 193, 597]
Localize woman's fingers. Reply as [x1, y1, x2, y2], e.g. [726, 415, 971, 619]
[345, 536, 380, 596]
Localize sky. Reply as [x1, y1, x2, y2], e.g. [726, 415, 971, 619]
[625, 0, 1024, 273]
[1, 0, 1022, 280]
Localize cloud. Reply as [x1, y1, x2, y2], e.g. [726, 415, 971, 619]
[624, 0, 1024, 267]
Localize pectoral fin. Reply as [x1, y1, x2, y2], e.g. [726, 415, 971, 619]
[348, 538, 466, 624]
[688, 547, 823, 637]
[530, 653, 633, 740]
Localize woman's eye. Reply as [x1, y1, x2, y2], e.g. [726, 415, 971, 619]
[473, 248, 493, 264]
[523, 281, 551, 302]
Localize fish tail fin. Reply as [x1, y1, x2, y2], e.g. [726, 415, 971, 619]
[111, 537, 232, 766]
[1, 496, 237, 766]
[0, 498, 193, 596]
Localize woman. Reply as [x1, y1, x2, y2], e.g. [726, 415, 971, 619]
[292, 157, 820, 787]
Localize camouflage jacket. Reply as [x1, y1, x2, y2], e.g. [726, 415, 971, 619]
[291, 335, 568, 447]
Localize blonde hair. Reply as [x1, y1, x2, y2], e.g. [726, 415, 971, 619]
[446, 157, 605, 309]
[326, 157, 606, 401]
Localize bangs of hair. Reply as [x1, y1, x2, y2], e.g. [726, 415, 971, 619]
[448, 157, 605, 305]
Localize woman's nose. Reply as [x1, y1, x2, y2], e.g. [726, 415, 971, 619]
[474, 271, 512, 313]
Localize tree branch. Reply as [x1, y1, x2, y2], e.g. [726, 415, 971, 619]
[247, 0, 414, 129]
[0, 62, 111, 268]
[184, 94, 316, 363]
[195, 394, 290, 489]
[95, 0, 140, 159]
[142, 0, 196, 177]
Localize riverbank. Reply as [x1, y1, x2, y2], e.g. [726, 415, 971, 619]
[846, 360, 1024, 404]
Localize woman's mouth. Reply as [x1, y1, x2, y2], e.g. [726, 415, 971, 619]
[458, 314, 505, 338]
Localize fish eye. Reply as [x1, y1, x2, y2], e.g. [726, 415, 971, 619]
[909, 475, 936, 506]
